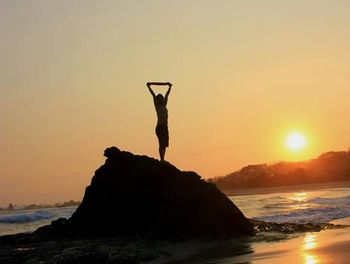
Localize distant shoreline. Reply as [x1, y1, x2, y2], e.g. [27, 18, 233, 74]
[224, 180, 350, 196]
[0, 200, 80, 212]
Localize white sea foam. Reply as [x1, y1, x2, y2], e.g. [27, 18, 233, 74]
[255, 195, 350, 224]
[0, 210, 53, 223]
[255, 206, 350, 223]
[309, 195, 350, 206]
[262, 200, 302, 209]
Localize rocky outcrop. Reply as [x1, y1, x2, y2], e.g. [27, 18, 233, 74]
[36, 147, 253, 239]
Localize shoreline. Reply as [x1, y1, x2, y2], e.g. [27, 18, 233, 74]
[148, 225, 350, 263]
[1, 181, 350, 263]
[223, 180, 350, 196]
[0, 220, 347, 263]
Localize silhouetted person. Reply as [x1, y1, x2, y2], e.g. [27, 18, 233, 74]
[147, 82, 172, 161]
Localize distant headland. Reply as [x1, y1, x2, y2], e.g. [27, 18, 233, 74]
[0, 200, 81, 211]
[209, 150, 350, 191]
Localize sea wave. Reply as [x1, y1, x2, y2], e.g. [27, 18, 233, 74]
[255, 195, 350, 224]
[255, 206, 350, 224]
[0, 210, 54, 223]
[309, 195, 350, 206]
[261, 195, 350, 209]
[263, 201, 301, 209]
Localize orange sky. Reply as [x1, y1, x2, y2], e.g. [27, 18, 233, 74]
[1, 1, 350, 206]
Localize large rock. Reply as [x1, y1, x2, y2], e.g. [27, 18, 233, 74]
[37, 147, 253, 238]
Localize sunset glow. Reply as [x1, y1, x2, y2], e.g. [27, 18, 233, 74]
[286, 132, 307, 152]
[1, 1, 350, 206]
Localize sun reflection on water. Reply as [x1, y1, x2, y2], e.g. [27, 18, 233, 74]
[288, 192, 311, 210]
[291, 192, 308, 202]
[304, 254, 318, 264]
[303, 233, 317, 250]
[303, 233, 318, 264]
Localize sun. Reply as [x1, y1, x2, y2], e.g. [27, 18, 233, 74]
[286, 132, 307, 151]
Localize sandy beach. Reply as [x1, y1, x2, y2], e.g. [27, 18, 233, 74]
[241, 227, 350, 264]
[2, 182, 350, 263]
[0, 224, 348, 264]
[148, 225, 350, 263]
[150, 218, 350, 263]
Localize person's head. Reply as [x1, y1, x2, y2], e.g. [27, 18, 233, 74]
[156, 94, 165, 105]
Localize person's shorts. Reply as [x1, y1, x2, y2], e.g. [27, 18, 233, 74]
[156, 125, 169, 148]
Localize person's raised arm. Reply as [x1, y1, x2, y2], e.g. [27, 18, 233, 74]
[147, 82, 156, 99]
[164, 82, 172, 105]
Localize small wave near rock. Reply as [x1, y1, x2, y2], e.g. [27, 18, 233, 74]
[0, 210, 53, 223]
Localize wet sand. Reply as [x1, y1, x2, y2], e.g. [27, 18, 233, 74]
[150, 226, 350, 263]
[239, 228, 350, 264]
[1, 225, 349, 263]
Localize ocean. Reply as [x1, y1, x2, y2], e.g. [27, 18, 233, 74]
[231, 185, 350, 224]
[1, 184, 350, 236]
[0, 206, 76, 236]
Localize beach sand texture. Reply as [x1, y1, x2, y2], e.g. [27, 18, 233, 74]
[244, 228, 350, 264]
[151, 226, 350, 263]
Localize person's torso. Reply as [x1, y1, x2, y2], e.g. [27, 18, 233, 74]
[155, 105, 168, 125]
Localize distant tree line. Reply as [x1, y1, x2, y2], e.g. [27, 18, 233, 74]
[0, 200, 80, 211]
[208, 151, 350, 190]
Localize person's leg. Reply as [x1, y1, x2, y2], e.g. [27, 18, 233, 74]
[159, 146, 166, 161]
[156, 125, 168, 161]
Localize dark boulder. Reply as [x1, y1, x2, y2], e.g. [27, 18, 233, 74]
[36, 147, 253, 239]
